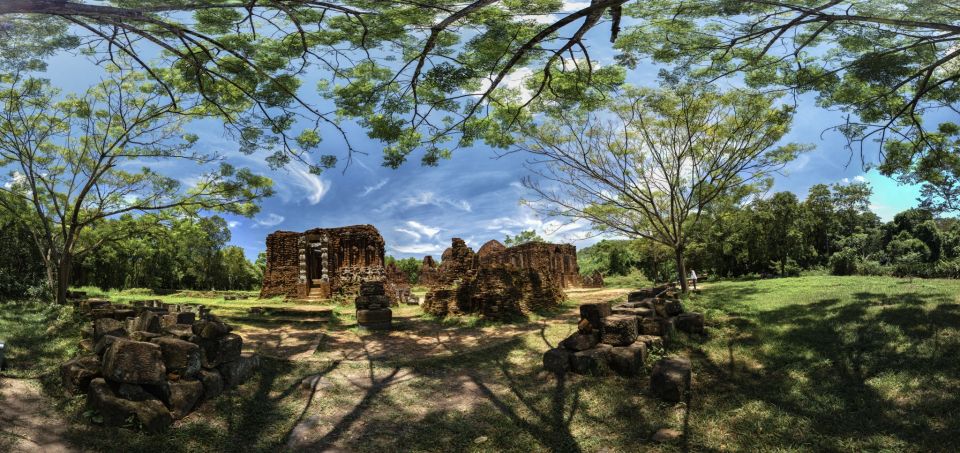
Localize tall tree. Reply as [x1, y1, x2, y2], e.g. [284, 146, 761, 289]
[625, 1, 960, 182]
[881, 122, 960, 215]
[504, 229, 545, 247]
[0, 72, 272, 304]
[1, 0, 634, 169]
[519, 83, 803, 291]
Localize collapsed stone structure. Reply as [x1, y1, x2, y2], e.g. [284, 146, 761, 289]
[419, 256, 440, 287]
[421, 238, 573, 319]
[259, 225, 386, 300]
[62, 298, 258, 433]
[542, 284, 703, 401]
[582, 271, 605, 288]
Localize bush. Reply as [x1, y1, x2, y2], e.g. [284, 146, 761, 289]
[782, 259, 802, 277]
[829, 248, 858, 276]
[932, 260, 960, 279]
[856, 260, 890, 276]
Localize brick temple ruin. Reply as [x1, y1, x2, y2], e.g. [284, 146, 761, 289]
[259, 225, 387, 300]
[421, 238, 582, 318]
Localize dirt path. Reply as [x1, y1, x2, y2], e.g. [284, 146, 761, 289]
[0, 377, 77, 453]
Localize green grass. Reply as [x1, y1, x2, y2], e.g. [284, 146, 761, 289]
[601, 270, 652, 288]
[2, 275, 958, 452]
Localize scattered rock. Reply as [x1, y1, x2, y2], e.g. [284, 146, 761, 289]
[93, 318, 126, 342]
[164, 379, 204, 419]
[560, 332, 599, 351]
[600, 314, 638, 346]
[650, 356, 691, 402]
[192, 319, 232, 340]
[570, 346, 611, 375]
[579, 302, 612, 330]
[131, 311, 162, 334]
[197, 369, 224, 401]
[60, 354, 101, 394]
[608, 343, 647, 377]
[101, 338, 166, 386]
[87, 378, 172, 433]
[151, 337, 201, 379]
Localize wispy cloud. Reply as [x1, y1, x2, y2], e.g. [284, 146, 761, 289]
[360, 178, 389, 197]
[390, 243, 446, 255]
[395, 228, 422, 241]
[254, 213, 285, 228]
[405, 220, 440, 238]
[227, 220, 241, 229]
[288, 163, 330, 205]
[378, 191, 472, 213]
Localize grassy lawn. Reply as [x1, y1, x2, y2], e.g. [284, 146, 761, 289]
[1, 275, 958, 452]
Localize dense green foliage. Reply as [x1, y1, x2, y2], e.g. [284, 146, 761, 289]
[70, 215, 260, 292]
[0, 210, 46, 298]
[576, 240, 640, 277]
[385, 256, 422, 285]
[579, 181, 960, 282]
[503, 230, 545, 247]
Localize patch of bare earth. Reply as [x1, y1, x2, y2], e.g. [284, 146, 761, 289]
[0, 377, 77, 453]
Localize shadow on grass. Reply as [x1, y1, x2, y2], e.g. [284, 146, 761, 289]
[686, 290, 960, 451]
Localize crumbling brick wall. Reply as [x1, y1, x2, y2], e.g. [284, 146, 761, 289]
[494, 242, 583, 288]
[437, 238, 477, 286]
[422, 266, 565, 319]
[259, 232, 303, 298]
[582, 271, 605, 288]
[420, 255, 440, 287]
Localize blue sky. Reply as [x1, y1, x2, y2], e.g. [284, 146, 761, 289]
[36, 10, 928, 261]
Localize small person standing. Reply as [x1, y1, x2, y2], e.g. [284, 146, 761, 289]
[690, 269, 698, 290]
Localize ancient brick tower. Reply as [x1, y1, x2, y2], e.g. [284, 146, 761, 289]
[259, 225, 386, 300]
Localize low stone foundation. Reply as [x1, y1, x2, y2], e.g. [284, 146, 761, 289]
[62, 298, 259, 433]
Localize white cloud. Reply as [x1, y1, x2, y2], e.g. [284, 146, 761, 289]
[405, 220, 440, 238]
[288, 163, 330, 205]
[854, 175, 868, 183]
[378, 191, 472, 213]
[360, 178, 389, 197]
[395, 228, 422, 241]
[254, 213, 285, 228]
[227, 220, 241, 229]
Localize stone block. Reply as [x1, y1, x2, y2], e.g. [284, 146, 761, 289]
[674, 312, 705, 334]
[570, 346, 611, 375]
[560, 332, 599, 352]
[88, 378, 172, 433]
[195, 333, 242, 368]
[101, 338, 166, 386]
[635, 335, 664, 350]
[130, 331, 163, 342]
[94, 318, 126, 342]
[218, 353, 260, 389]
[360, 281, 386, 296]
[664, 300, 684, 317]
[198, 369, 223, 400]
[650, 356, 691, 402]
[601, 314, 638, 346]
[78, 339, 94, 353]
[640, 317, 663, 336]
[355, 294, 392, 310]
[131, 311, 162, 334]
[356, 308, 392, 330]
[542, 348, 572, 374]
[152, 337, 201, 379]
[161, 312, 196, 329]
[112, 309, 136, 321]
[579, 302, 611, 329]
[163, 324, 194, 340]
[192, 319, 232, 340]
[609, 343, 647, 376]
[60, 354, 100, 394]
[164, 379, 204, 419]
[576, 318, 593, 334]
[94, 335, 122, 355]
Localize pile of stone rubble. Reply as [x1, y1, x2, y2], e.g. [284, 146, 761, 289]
[542, 284, 703, 401]
[60, 298, 259, 432]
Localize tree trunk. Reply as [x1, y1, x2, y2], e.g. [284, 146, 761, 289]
[674, 245, 688, 293]
[55, 256, 72, 305]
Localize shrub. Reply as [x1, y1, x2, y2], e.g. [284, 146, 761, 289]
[782, 258, 802, 277]
[856, 260, 889, 276]
[829, 248, 858, 276]
[932, 260, 960, 279]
